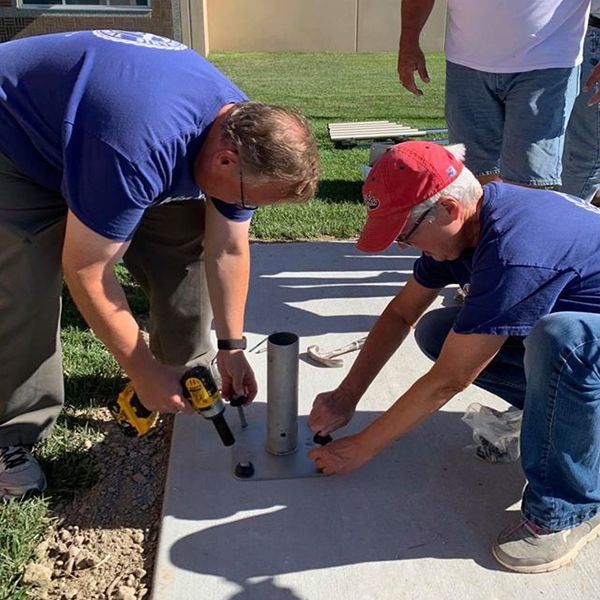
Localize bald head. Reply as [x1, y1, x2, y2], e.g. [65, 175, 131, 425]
[220, 101, 319, 204]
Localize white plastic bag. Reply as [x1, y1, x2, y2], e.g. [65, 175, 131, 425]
[462, 402, 522, 463]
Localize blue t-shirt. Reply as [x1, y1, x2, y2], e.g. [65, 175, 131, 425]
[414, 183, 600, 336]
[0, 30, 253, 240]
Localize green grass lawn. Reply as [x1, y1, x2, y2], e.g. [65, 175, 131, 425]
[1, 267, 143, 600]
[1, 52, 445, 599]
[210, 52, 446, 240]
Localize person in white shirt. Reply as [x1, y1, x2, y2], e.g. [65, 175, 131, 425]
[398, 0, 590, 188]
[561, 0, 600, 202]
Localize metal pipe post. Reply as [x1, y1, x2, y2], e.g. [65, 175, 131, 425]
[266, 331, 299, 455]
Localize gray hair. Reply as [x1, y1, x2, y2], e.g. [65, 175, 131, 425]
[409, 144, 482, 221]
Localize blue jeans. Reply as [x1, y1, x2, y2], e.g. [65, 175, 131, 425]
[415, 307, 600, 531]
[560, 25, 600, 202]
[445, 61, 580, 186]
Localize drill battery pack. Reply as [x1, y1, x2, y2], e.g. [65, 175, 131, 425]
[108, 382, 159, 438]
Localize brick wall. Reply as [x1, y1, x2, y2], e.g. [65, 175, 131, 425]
[0, 1, 179, 43]
[0, 16, 34, 39]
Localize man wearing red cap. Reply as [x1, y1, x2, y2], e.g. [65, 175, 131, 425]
[308, 141, 600, 574]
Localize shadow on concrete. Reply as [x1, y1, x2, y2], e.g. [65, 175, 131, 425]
[228, 578, 301, 600]
[246, 242, 457, 337]
[165, 404, 525, 592]
[157, 241, 509, 599]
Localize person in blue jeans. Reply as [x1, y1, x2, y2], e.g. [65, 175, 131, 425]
[561, 6, 600, 202]
[398, 0, 587, 188]
[308, 141, 600, 574]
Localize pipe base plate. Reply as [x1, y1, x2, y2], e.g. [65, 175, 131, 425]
[231, 415, 327, 481]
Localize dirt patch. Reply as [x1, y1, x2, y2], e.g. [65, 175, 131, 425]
[26, 410, 173, 600]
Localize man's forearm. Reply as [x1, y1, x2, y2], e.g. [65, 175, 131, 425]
[203, 201, 251, 341]
[64, 266, 155, 381]
[360, 369, 462, 456]
[204, 247, 250, 340]
[360, 327, 507, 457]
[338, 302, 413, 404]
[400, 0, 436, 42]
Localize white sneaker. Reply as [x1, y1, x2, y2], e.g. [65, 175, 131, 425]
[0, 446, 47, 500]
[454, 284, 470, 304]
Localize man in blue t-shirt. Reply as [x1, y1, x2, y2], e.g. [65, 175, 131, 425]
[307, 141, 600, 574]
[0, 31, 318, 500]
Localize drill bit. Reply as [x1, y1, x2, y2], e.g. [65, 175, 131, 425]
[237, 406, 248, 428]
[230, 395, 248, 428]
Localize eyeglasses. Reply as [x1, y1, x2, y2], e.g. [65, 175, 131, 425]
[235, 167, 258, 211]
[396, 206, 434, 249]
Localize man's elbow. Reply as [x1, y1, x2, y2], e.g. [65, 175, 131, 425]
[438, 378, 471, 398]
[62, 254, 82, 287]
[426, 373, 473, 409]
[204, 232, 249, 260]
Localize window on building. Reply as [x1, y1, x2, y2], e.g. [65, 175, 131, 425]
[20, 0, 149, 7]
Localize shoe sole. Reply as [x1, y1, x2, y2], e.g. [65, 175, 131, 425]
[0, 477, 47, 502]
[492, 522, 600, 574]
[0, 487, 45, 502]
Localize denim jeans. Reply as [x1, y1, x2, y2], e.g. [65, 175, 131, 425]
[560, 24, 600, 202]
[415, 307, 600, 531]
[445, 61, 580, 186]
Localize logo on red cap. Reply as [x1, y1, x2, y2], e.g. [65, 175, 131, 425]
[357, 141, 466, 253]
[363, 192, 380, 211]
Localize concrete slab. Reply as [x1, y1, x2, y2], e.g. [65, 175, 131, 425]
[152, 242, 599, 600]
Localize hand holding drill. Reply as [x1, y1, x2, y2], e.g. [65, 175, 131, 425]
[109, 365, 237, 446]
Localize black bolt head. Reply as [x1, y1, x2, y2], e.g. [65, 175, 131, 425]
[235, 461, 255, 478]
[313, 433, 332, 446]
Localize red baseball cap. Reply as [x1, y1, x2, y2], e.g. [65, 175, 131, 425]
[357, 141, 464, 253]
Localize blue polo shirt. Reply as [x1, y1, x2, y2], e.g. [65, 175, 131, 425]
[0, 30, 253, 240]
[413, 183, 600, 336]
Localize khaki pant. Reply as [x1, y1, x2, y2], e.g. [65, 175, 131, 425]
[0, 153, 213, 446]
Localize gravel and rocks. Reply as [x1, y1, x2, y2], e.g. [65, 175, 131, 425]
[24, 411, 172, 600]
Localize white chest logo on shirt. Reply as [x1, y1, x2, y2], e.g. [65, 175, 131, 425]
[92, 30, 187, 51]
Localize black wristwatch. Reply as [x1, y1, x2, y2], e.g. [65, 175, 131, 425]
[217, 337, 247, 350]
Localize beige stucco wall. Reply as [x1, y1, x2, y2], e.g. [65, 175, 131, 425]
[207, 0, 447, 53]
[358, 0, 447, 52]
[182, 0, 209, 55]
[207, 0, 357, 52]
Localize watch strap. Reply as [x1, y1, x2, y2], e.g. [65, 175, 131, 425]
[217, 337, 247, 350]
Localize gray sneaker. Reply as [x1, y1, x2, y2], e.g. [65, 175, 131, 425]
[0, 446, 47, 500]
[492, 513, 600, 573]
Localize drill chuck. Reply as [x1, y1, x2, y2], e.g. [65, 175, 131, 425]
[210, 413, 235, 447]
[195, 396, 226, 420]
[181, 366, 235, 447]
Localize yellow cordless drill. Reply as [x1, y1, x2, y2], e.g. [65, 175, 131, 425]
[108, 366, 235, 446]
